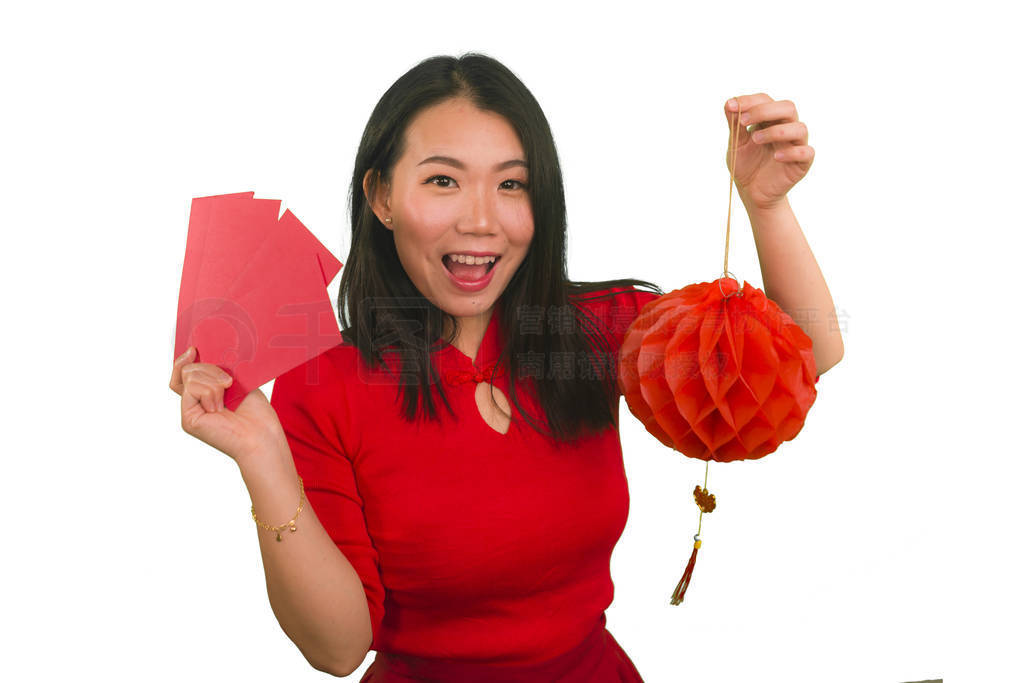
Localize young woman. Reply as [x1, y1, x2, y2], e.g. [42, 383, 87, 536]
[170, 53, 842, 681]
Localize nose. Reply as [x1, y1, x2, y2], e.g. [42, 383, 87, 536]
[456, 185, 497, 235]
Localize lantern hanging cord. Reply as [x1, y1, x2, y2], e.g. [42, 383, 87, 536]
[699, 99, 741, 539]
[701, 100, 742, 535]
[696, 458, 710, 536]
[670, 101, 739, 607]
[724, 100, 743, 279]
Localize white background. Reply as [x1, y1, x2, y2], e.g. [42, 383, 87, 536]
[2, 1, 1018, 681]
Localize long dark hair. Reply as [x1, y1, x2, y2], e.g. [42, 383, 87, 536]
[338, 52, 662, 444]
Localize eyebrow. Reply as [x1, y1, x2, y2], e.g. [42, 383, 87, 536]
[417, 155, 528, 172]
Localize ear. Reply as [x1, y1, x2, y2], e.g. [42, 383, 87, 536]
[362, 169, 393, 231]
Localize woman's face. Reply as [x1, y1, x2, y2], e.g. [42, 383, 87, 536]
[366, 97, 534, 324]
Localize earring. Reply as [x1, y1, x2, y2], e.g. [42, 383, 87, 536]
[385, 217, 392, 223]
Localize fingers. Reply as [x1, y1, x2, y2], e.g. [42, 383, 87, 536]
[724, 94, 802, 150]
[772, 145, 815, 163]
[170, 346, 234, 413]
[725, 93, 774, 123]
[190, 373, 230, 413]
[184, 375, 219, 414]
[725, 93, 771, 145]
[742, 99, 797, 127]
[168, 346, 195, 395]
[726, 95, 794, 124]
[749, 121, 809, 147]
[725, 93, 774, 114]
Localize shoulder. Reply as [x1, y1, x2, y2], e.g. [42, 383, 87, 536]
[571, 283, 660, 324]
[571, 284, 660, 308]
[270, 341, 379, 457]
[311, 340, 402, 395]
[568, 283, 662, 347]
[272, 340, 384, 409]
[275, 341, 351, 386]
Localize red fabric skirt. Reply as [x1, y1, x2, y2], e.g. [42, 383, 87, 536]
[360, 614, 644, 682]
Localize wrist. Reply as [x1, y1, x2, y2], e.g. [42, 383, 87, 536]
[741, 193, 790, 217]
[236, 436, 295, 484]
[240, 451, 306, 543]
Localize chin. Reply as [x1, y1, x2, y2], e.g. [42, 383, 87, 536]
[444, 297, 495, 317]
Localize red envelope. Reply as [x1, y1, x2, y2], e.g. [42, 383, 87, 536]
[174, 192, 343, 410]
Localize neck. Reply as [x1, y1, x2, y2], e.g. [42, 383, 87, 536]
[443, 307, 493, 363]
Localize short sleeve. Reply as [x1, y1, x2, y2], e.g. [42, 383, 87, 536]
[575, 285, 661, 355]
[604, 286, 661, 351]
[270, 350, 386, 649]
[572, 285, 661, 402]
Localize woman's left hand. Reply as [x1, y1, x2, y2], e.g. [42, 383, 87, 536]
[724, 94, 814, 211]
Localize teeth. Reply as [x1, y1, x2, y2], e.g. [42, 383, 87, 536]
[447, 254, 496, 265]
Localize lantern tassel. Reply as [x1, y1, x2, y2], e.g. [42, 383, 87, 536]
[670, 536, 702, 605]
[671, 475, 715, 606]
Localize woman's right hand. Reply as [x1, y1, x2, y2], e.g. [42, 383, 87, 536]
[169, 346, 288, 466]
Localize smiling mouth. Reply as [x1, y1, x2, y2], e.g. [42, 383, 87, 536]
[442, 254, 500, 279]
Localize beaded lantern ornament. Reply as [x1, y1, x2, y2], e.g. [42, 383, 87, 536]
[617, 101, 819, 605]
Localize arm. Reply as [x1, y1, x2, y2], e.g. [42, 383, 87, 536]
[723, 93, 844, 376]
[238, 445, 372, 676]
[743, 196, 845, 375]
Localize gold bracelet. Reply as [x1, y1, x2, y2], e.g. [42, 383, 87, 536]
[251, 476, 305, 541]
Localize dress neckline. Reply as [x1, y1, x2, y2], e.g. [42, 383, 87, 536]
[434, 304, 503, 371]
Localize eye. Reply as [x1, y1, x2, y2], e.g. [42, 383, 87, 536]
[426, 175, 456, 188]
[425, 176, 528, 191]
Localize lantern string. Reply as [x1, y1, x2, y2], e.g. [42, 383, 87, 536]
[705, 97, 743, 539]
[696, 458, 709, 536]
[675, 100, 743, 606]
[673, 99, 745, 606]
[724, 100, 743, 279]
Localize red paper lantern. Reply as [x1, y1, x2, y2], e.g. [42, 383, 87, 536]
[620, 101, 825, 606]
[619, 276, 818, 463]
[617, 276, 819, 605]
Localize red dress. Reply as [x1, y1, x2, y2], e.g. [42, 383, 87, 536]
[270, 285, 659, 681]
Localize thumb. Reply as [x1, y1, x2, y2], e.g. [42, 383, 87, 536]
[723, 99, 753, 145]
